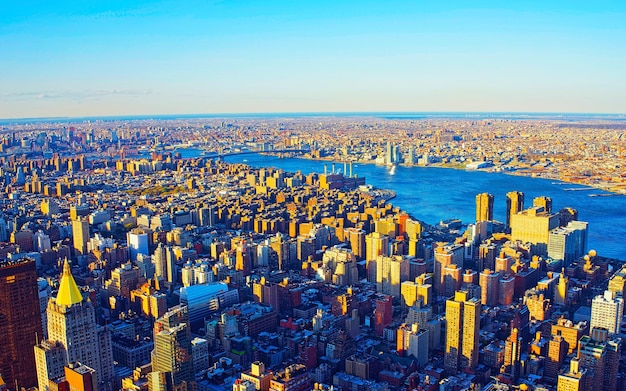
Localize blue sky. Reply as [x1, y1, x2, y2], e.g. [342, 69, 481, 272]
[1, 0, 625, 118]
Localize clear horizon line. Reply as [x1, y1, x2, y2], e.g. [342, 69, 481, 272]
[2, 110, 626, 123]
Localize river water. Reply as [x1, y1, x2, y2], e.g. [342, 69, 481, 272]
[179, 150, 625, 260]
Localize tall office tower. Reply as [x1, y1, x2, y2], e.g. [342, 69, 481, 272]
[505, 191, 524, 231]
[478, 243, 497, 271]
[544, 334, 568, 383]
[153, 243, 167, 281]
[34, 340, 66, 391]
[407, 327, 429, 366]
[397, 323, 429, 365]
[510, 206, 560, 256]
[475, 193, 494, 222]
[128, 228, 150, 262]
[498, 274, 515, 306]
[72, 219, 90, 257]
[407, 147, 415, 165]
[433, 243, 464, 296]
[442, 264, 462, 298]
[590, 290, 624, 335]
[444, 290, 481, 373]
[165, 245, 177, 284]
[479, 269, 499, 307]
[0, 259, 42, 390]
[503, 328, 522, 380]
[577, 328, 622, 391]
[385, 141, 394, 165]
[151, 305, 195, 391]
[374, 295, 393, 337]
[533, 196, 552, 213]
[557, 358, 590, 391]
[554, 272, 569, 306]
[365, 232, 389, 282]
[396, 323, 412, 356]
[401, 276, 432, 307]
[548, 221, 588, 266]
[376, 255, 409, 297]
[346, 227, 366, 259]
[40, 260, 114, 391]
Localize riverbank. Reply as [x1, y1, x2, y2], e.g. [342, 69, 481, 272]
[278, 152, 626, 196]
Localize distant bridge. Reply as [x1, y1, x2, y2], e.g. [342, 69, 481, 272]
[202, 148, 311, 159]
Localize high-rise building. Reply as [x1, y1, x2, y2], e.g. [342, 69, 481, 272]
[128, 228, 150, 262]
[376, 255, 409, 297]
[365, 232, 389, 282]
[444, 290, 481, 373]
[0, 259, 43, 390]
[385, 142, 394, 165]
[443, 263, 463, 298]
[590, 290, 624, 335]
[374, 295, 393, 337]
[37, 260, 114, 391]
[505, 191, 524, 231]
[577, 328, 621, 391]
[433, 243, 464, 296]
[498, 274, 515, 306]
[557, 358, 589, 391]
[345, 228, 366, 259]
[479, 269, 499, 307]
[510, 206, 560, 256]
[548, 221, 588, 266]
[64, 363, 97, 391]
[401, 276, 432, 307]
[502, 328, 522, 380]
[150, 305, 195, 391]
[34, 340, 66, 391]
[72, 219, 90, 257]
[550, 318, 587, 355]
[475, 193, 494, 222]
[544, 334, 567, 383]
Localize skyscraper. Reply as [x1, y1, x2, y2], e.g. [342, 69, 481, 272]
[479, 269, 499, 307]
[365, 232, 389, 282]
[475, 193, 494, 222]
[444, 290, 481, 373]
[503, 328, 522, 380]
[72, 219, 90, 257]
[510, 206, 560, 256]
[0, 259, 43, 390]
[36, 260, 114, 391]
[505, 191, 524, 231]
[544, 334, 567, 383]
[548, 221, 588, 266]
[128, 228, 150, 262]
[150, 305, 195, 391]
[153, 243, 167, 281]
[590, 290, 624, 335]
[376, 255, 409, 297]
[433, 243, 463, 296]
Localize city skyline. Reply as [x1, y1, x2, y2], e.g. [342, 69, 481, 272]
[2, 1, 626, 119]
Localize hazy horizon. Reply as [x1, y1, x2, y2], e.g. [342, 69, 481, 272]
[2, 1, 625, 118]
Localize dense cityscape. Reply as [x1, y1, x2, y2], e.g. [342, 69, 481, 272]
[0, 116, 624, 391]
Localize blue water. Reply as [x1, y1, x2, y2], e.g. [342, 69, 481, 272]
[202, 151, 626, 260]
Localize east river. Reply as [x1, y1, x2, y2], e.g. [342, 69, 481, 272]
[180, 150, 625, 260]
